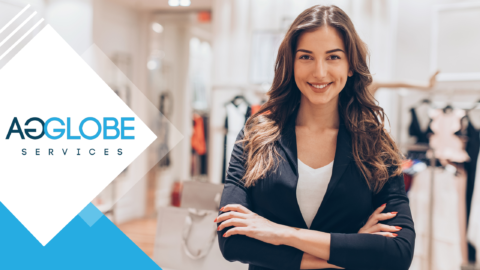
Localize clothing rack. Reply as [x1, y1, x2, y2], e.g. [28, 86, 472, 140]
[399, 88, 480, 269]
[397, 88, 480, 154]
[404, 144, 436, 270]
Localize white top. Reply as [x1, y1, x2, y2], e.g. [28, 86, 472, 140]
[225, 102, 248, 166]
[296, 159, 334, 228]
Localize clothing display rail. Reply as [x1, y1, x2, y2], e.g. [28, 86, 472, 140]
[400, 87, 480, 269]
[404, 144, 436, 270]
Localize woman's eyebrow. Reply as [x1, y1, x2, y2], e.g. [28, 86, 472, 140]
[296, 49, 313, 54]
[326, 48, 345, 54]
[296, 48, 345, 54]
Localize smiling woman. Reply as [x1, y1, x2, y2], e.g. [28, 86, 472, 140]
[214, 4, 415, 270]
[294, 28, 353, 106]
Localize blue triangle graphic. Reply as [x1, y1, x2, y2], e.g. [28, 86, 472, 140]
[0, 202, 162, 269]
[79, 203, 104, 227]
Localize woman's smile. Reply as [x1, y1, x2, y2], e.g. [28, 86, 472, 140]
[307, 82, 333, 93]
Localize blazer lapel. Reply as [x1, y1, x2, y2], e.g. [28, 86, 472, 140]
[309, 120, 353, 229]
[278, 108, 308, 228]
[278, 109, 354, 229]
[278, 108, 299, 177]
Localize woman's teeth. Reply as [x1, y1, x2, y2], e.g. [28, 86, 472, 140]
[311, 83, 330, 89]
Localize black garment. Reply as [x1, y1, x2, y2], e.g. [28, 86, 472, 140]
[221, 116, 228, 183]
[217, 109, 416, 270]
[408, 107, 432, 144]
[158, 117, 171, 168]
[200, 115, 208, 175]
[464, 115, 479, 262]
[407, 107, 433, 162]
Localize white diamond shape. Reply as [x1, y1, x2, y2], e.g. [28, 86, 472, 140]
[0, 25, 157, 245]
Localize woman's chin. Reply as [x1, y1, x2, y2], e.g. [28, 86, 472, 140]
[305, 95, 335, 106]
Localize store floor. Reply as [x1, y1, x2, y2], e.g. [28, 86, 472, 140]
[117, 218, 157, 258]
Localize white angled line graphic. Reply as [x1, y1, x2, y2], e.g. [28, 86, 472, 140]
[0, 18, 44, 61]
[0, 11, 38, 48]
[0, 4, 31, 35]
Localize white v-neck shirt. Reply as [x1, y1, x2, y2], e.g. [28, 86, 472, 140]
[296, 159, 334, 228]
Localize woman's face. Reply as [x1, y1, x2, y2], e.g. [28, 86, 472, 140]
[294, 26, 352, 106]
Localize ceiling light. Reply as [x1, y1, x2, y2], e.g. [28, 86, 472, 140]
[180, 0, 191, 6]
[152, 22, 163, 33]
[168, 0, 180, 6]
[147, 60, 158, 70]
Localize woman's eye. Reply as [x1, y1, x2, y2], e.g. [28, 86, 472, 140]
[329, 55, 341, 60]
[299, 55, 312, 60]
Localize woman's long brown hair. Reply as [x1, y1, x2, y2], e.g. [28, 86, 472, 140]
[239, 5, 403, 193]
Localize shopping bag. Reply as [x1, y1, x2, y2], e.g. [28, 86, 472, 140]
[153, 206, 247, 270]
[180, 181, 224, 211]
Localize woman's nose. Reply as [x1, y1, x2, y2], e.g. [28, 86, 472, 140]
[313, 60, 327, 78]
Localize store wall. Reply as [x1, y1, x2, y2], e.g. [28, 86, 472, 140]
[393, 0, 480, 148]
[150, 13, 213, 207]
[149, 13, 193, 208]
[92, 0, 151, 224]
[45, 0, 93, 55]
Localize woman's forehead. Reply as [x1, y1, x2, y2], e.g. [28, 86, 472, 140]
[296, 26, 346, 53]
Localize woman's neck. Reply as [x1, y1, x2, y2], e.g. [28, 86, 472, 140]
[296, 94, 340, 131]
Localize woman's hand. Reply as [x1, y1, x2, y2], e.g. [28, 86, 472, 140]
[358, 203, 401, 237]
[215, 204, 292, 246]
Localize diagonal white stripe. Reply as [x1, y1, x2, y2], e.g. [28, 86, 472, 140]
[0, 4, 31, 35]
[0, 18, 44, 61]
[0, 11, 38, 48]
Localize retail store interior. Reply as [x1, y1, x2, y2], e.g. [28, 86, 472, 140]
[1, 0, 480, 269]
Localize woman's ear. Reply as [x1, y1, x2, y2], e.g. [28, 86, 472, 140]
[348, 70, 353, 77]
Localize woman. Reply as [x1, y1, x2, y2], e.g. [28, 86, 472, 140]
[215, 5, 415, 270]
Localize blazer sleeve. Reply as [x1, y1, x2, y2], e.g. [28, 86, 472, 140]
[217, 128, 305, 270]
[327, 171, 416, 270]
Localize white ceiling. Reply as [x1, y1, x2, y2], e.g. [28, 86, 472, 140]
[108, 0, 213, 11]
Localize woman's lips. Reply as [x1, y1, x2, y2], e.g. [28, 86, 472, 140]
[308, 82, 333, 93]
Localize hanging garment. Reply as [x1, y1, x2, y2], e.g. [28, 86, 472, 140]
[192, 113, 207, 155]
[200, 115, 208, 175]
[407, 107, 434, 163]
[404, 173, 413, 193]
[221, 101, 251, 183]
[468, 131, 480, 263]
[463, 117, 480, 222]
[251, 104, 261, 115]
[225, 102, 249, 166]
[408, 167, 462, 270]
[462, 115, 480, 262]
[158, 93, 172, 168]
[429, 108, 470, 163]
[402, 159, 416, 193]
[157, 115, 171, 168]
[409, 107, 433, 144]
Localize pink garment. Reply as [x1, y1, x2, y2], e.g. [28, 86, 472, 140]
[429, 109, 470, 163]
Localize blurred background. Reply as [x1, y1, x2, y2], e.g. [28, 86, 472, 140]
[1, 0, 480, 269]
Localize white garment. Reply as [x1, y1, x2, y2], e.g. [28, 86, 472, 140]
[296, 159, 333, 228]
[468, 133, 480, 263]
[408, 167, 462, 270]
[225, 102, 248, 167]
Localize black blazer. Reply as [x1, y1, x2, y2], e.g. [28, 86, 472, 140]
[217, 109, 415, 270]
